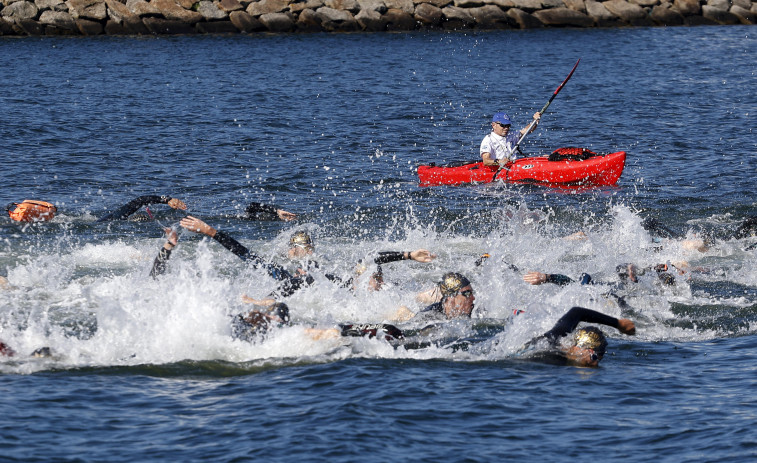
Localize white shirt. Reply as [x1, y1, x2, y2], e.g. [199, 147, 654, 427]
[480, 131, 520, 163]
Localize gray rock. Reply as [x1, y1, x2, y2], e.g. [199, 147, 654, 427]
[105, 0, 134, 23]
[508, 0, 542, 12]
[2, 1, 38, 20]
[196, 19, 239, 31]
[454, 0, 485, 8]
[384, 7, 415, 28]
[295, 7, 322, 30]
[218, 0, 244, 12]
[730, 0, 750, 8]
[586, 0, 620, 25]
[324, 0, 359, 13]
[39, 10, 76, 28]
[142, 16, 198, 33]
[541, 0, 565, 7]
[441, 4, 475, 28]
[75, 17, 103, 33]
[16, 18, 44, 34]
[730, 4, 755, 23]
[0, 17, 15, 34]
[357, 0, 387, 14]
[562, 0, 586, 13]
[259, 11, 294, 29]
[355, 7, 386, 30]
[35, 0, 67, 11]
[534, 6, 594, 25]
[198, 0, 228, 19]
[151, 0, 204, 23]
[469, 4, 510, 27]
[316, 6, 359, 30]
[126, 0, 161, 16]
[628, 0, 658, 6]
[706, 0, 728, 10]
[673, 0, 699, 15]
[229, 10, 265, 30]
[702, 4, 740, 23]
[383, 0, 413, 13]
[66, 0, 108, 20]
[414, 2, 442, 24]
[246, 0, 289, 16]
[650, 3, 684, 24]
[506, 6, 543, 27]
[603, 0, 651, 24]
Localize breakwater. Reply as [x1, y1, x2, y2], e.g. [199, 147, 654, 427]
[0, 0, 754, 36]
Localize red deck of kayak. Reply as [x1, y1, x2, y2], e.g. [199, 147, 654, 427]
[417, 151, 626, 187]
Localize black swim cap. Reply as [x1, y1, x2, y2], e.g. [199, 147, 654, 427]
[573, 327, 607, 357]
[266, 302, 290, 324]
[439, 272, 471, 296]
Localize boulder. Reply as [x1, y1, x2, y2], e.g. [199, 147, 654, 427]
[218, 0, 243, 11]
[122, 14, 149, 32]
[702, 4, 740, 23]
[246, 0, 289, 16]
[673, 0, 699, 15]
[730, 4, 755, 24]
[628, 0, 657, 6]
[66, 0, 107, 20]
[259, 11, 294, 30]
[706, 0, 729, 10]
[105, 0, 135, 23]
[416, 0, 451, 7]
[487, 0, 516, 7]
[39, 9, 76, 28]
[151, 0, 204, 22]
[383, 0, 413, 13]
[1, 1, 38, 20]
[541, 0, 565, 7]
[454, 0, 485, 7]
[295, 7, 322, 30]
[196, 19, 239, 31]
[357, 0, 387, 13]
[649, 3, 684, 24]
[197, 0, 228, 19]
[315, 6, 359, 30]
[562, 0, 586, 13]
[506, 7, 543, 27]
[16, 18, 44, 34]
[586, 0, 620, 25]
[324, 0, 359, 13]
[143, 16, 198, 32]
[355, 7, 387, 30]
[731, 0, 750, 8]
[534, 6, 593, 25]
[126, 0, 161, 16]
[602, 0, 652, 24]
[685, 14, 718, 24]
[35, 0, 67, 12]
[507, 0, 542, 12]
[469, 4, 510, 27]
[441, 5, 474, 28]
[229, 10, 265, 30]
[414, 2, 442, 24]
[76, 17, 103, 33]
[383, 7, 415, 29]
[0, 17, 15, 34]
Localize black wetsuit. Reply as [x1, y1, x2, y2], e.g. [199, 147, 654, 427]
[97, 195, 177, 222]
[242, 202, 283, 221]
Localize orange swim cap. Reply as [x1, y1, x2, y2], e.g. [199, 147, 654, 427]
[7, 200, 57, 222]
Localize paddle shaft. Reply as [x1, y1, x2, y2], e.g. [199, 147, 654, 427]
[491, 58, 581, 182]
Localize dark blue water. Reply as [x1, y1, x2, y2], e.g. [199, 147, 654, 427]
[1, 26, 756, 461]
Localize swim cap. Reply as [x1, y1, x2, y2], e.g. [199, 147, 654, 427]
[265, 302, 290, 324]
[439, 272, 471, 296]
[289, 230, 313, 248]
[7, 200, 57, 222]
[573, 327, 607, 356]
[492, 112, 512, 126]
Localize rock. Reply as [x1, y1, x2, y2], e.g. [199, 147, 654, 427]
[35, 0, 68, 12]
[16, 18, 44, 34]
[730, 4, 755, 24]
[122, 14, 149, 32]
[66, 0, 107, 20]
[105, 0, 134, 23]
[316, 6, 359, 30]
[295, 7, 322, 30]
[218, 0, 243, 11]
[507, 0, 542, 12]
[1, 1, 38, 20]
[414, 2, 442, 24]
[534, 6, 593, 25]
[384, 7, 415, 28]
[731, 0, 750, 8]
[246, 0, 289, 16]
[324, 0, 359, 13]
[685, 14, 718, 24]
[416, 0, 451, 7]
[142, 16, 198, 32]
[562, 0, 586, 13]
[586, 0, 620, 25]
[469, 4, 510, 27]
[355, 7, 387, 30]
[197, 0, 228, 19]
[76, 17, 103, 33]
[0, 17, 15, 34]
[673, 0, 699, 15]
[39, 9, 76, 28]
[541, 0, 565, 7]
[126, 0, 161, 16]
[706, 0, 729, 11]
[628, 0, 657, 6]
[259, 11, 294, 30]
[650, 3, 684, 24]
[702, 4, 740, 23]
[383, 0, 413, 13]
[229, 9, 265, 30]
[454, 0, 485, 7]
[506, 6, 543, 27]
[151, 0, 204, 22]
[602, 0, 652, 24]
[441, 5, 474, 28]
[357, 0, 387, 13]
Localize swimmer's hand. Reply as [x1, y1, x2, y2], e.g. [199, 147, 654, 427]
[167, 198, 187, 210]
[277, 209, 297, 221]
[163, 227, 179, 248]
[410, 249, 436, 263]
[524, 271, 547, 285]
[617, 319, 636, 335]
[180, 216, 216, 237]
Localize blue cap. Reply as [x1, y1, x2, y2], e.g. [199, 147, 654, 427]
[492, 112, 512, 125]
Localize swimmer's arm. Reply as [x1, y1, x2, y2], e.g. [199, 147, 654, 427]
[544, 307, 635, 342]
[149, 227, 179, 279]
[386, 306, 416, 322]
[415, 286, 442, 305]
[524, 272, 573, 286]
[98, 195, 185, 222]
[245, 202, 297, 222]
[374, 249, 436, 265]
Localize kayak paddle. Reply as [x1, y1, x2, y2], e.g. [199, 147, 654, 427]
[492, 58, 581, 183]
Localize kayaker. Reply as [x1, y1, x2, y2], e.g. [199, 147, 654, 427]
[480, 111, 541, 166]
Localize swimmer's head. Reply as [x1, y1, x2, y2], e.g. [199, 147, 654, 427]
[288, 230, 314, 258]
[7, 200, 57, 223]
[439, 272, 475, 319]
[573, 327, 608, 358]
[439, 272, 471, 297]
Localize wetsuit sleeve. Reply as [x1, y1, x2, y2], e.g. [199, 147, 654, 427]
[97, 195, 171, 222]
[545, 274, 574, 286]
[244, 202, 280, 220]
[149, 247, 172, 279]
[542, 307, 620, 344]
[213, 230, 294, 282]
[374, 251, 406, 265]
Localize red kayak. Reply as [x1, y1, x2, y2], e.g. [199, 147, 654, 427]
[417, 148, 626, 187]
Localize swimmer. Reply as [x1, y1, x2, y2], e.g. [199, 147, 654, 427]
[97, 195, 187, 222]
[392, 272, 476, 322]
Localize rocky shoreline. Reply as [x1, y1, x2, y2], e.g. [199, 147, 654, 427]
[1, 0, 755, 36]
